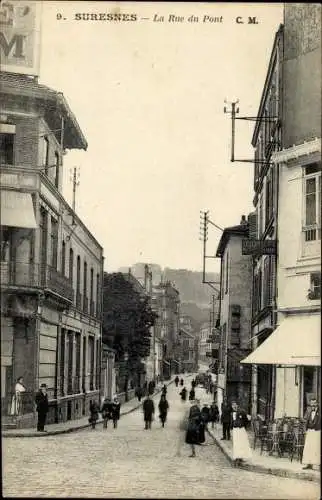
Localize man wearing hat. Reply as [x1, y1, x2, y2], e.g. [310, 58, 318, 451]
[35, 383, 49, 432]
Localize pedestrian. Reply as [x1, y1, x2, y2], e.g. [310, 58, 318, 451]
[135, 386, 143, 402]
[148, 380, 154, 396]
[89, 400, 100, 429]
[175, 375, 179, 387]
[111, 396, 121, 429]
[302, 397, 320, 470]
[158, 394, 169, 428]
[101, 397, 112, 429]
[201, 404, 210, 426]
[191, 379, 196, 389]
[231, 401, 252, 466]
[35, 383, 49, 432]
[221, 398, 233, 440]
[180, 378, 184, 386]
[185, 400, 205, 457]
[189, 388, 195, 401]
[10, 376, 26, 416]
[180, 386, 187, 402]
[161, 384, 167, 396]
[208, 401, 220, 430]
[143, 394, 155, 430]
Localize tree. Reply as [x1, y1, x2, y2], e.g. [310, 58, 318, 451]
[102, 273, 157, 391]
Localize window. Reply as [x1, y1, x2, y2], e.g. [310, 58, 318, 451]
[61, 241, 66, 276]
[265, 169, 274, 227]
[50, 218, 58, 268]
[76, 256, 81, 294]
[39, 208, 48, 267]
[69, 248, 74, 283]
[54, 152, 59, 188]
[90, 268, 94, 314]
[263, 256, 274, 307]
[308, 273, 321, 300]
[0, 133, 14, 165]
[258, 193, 264, 237]
[96, 272, 100, 317]
[43, 137, 49, 174]
[83, 261, 88, 312]
[303, 163, 321, 241]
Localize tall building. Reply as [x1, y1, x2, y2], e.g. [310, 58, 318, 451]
[152, 280, 180, 379]
[216, 217, 252, 413]
[242, 4, 321, 419]
[241, 25, 283, 420]
[273, 4, 321, 417]
[0, 73, 103, 428]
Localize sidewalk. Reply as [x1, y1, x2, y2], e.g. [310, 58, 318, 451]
[2, 376, 179, 438]
[207, 423, 320, 484]
[193, 386, 320, 484]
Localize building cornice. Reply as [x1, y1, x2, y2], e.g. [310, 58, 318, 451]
[271, 137, 321, 164]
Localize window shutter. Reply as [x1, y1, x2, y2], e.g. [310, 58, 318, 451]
[248, 212, 257, 240]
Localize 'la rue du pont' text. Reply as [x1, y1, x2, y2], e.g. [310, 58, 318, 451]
[153, 14, 224, 23]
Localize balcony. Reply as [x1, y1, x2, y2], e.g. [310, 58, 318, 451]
[1, 261, 74, 303]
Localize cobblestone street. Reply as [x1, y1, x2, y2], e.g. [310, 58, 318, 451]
[2, 383, 320, 499]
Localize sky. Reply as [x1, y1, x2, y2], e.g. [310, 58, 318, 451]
[38, 1, 284, 273]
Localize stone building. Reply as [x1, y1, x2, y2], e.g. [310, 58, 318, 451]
[152, 280, 180, 379]
[216, 217, 253, 413]
[240, 25, 283, 420]
[242, 4, 321, 419]
[0, 73, 103, 428]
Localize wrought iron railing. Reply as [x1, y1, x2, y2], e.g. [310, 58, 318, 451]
[1, 391, 35, 417]
[1, 261, 74, 302]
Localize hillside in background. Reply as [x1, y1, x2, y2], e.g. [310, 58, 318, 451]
[119, 263, 220, 331]
[163, 268, 220, 307]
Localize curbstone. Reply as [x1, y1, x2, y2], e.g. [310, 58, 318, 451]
[207, 429, 320, 484]
[2, 377, 176, 438]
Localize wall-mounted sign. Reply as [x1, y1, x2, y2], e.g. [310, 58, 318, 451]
[0, 1, 41, 76]
[242, 239, 277, 255]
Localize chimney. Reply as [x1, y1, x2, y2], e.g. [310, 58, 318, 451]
[240, 215, 248, 226]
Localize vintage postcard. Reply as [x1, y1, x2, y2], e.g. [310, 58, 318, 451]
[1, 1, 321, 498]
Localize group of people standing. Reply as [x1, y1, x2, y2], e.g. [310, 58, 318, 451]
[142, 384, 170, 429]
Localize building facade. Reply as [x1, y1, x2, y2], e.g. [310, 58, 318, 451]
[247, 25, 283, 419]
[242, 4, 321, 420]
[216, 218, 253, 413]
[198, 322, 212, 365]
[273, 4, 321, 417]
[152, 280, 180, 379]
[1, 73, 103, 428]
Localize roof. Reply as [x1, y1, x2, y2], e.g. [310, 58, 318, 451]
[179, 327, 195, 339]
[215, 223, 249, 257]
[0, 72, 87, 150]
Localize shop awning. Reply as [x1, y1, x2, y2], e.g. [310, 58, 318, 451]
[1, 190, 37, 229]
[163, 360, 170, 366]
[241, 314, 320, 366]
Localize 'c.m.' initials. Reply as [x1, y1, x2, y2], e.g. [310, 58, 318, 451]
[0, 32, 26, 58]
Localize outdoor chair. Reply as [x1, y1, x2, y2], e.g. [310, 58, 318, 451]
[290, 426, 305, 463]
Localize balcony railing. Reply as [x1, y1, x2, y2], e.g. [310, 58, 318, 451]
[1, 391, 35, 417]
[1, 261, 74, 302]
[303, 225, 321, 242]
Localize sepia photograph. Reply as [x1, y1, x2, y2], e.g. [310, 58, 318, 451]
[0, 1, 321, 498]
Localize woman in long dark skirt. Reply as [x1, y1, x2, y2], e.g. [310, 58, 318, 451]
[185, 402, 205, 457]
